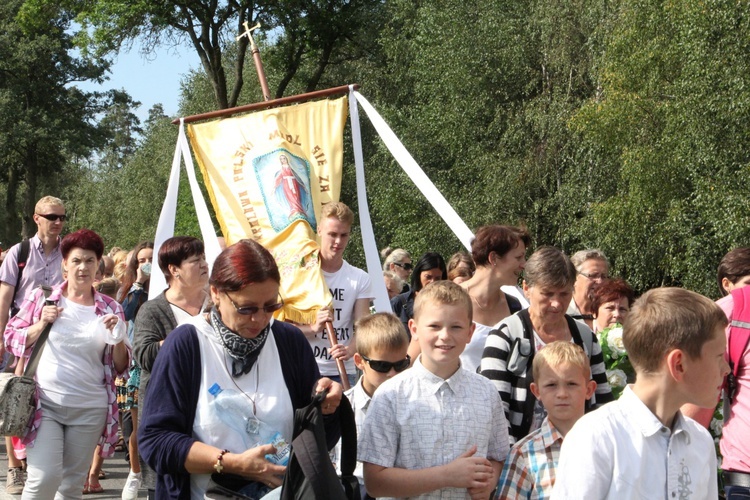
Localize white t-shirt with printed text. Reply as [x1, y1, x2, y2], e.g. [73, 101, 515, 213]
[309, 261, 373, 377]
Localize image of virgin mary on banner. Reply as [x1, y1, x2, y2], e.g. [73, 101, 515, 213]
[186, 96, 348, 323]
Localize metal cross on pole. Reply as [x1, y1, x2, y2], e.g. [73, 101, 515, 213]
[237, 21, 272, 101]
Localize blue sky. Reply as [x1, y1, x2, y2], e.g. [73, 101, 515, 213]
[78, 43, 200, 122]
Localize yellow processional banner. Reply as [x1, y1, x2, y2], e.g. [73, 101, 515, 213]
[187, 96, 348, 324]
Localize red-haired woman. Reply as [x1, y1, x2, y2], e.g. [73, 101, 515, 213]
[4, 229, 130, 498]
[139, 239, 343, 499]
[459, 225, 530, 372]
[590, 279, 636, 335]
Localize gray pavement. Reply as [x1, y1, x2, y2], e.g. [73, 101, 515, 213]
[0, 439, 141, 499]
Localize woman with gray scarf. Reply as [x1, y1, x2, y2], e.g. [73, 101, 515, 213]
[138, 239, 343, 499]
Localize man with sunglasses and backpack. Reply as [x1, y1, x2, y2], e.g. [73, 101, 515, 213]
[0, 195, 66, 494]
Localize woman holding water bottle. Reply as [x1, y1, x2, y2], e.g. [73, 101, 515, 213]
[139, 239, 343, 499]
[4, 229, 130, 498]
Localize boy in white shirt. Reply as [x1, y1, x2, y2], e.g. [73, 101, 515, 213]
[552, 287, 730, 499]
[359, 281, 509, 499]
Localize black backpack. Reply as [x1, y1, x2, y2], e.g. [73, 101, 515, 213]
[281, 390, 358, 500]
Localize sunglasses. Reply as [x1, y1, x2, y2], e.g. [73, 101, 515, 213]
[37, 213, 66, 222]
[393, 262, 413, 271]
[225, 292, 284, 315]
[361, 354, 411, 374]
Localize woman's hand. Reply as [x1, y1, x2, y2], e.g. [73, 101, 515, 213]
[40, 304, 62, 324]
[101, 313, 120, 331]
[135, 264, 148, 285]
[225, 445, 287, 488]
[315, 377, 343, 415]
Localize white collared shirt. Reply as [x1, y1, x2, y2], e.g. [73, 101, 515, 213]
[359, 356, 509, 500]
[552, 386, 717, 500]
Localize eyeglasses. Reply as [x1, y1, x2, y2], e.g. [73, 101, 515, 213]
[579, 271, 608, 281]
[361, 354, 411, 373]
[393, 262, 413, 271]
[36, 213, 66, 222]
[225, 292, 284, 315]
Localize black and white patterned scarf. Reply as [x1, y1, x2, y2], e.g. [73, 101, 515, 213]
[209, 307, 270, 377]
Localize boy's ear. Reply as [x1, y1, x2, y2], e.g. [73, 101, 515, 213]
[530, 382, 541, 399]
[466, 320, 476, 341]
[666, 349, 686, 382]
[353, 352, 366, 371]
[585, 379, 597, 399]
[408, 318, 417, 340]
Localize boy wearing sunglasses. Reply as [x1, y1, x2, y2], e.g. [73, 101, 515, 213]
[359, 281, 509, 499]
[331, 312, 410, 498]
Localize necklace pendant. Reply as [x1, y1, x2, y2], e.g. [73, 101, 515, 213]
[246, 415, 261, 435]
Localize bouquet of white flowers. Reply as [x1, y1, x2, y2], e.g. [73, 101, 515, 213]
[598, 324, 634, 399]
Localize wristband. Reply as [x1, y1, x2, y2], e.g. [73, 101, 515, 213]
[214, 449, 229, 474]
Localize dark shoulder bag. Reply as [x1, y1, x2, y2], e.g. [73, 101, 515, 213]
[281, 391, 358, 500]
[0, 285, 54, 436]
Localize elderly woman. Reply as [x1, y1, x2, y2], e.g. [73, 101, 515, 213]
[590, 279, 635, 335]
[459, 225, 530, 372]
[138, 239, 342, 499]
[382, 270, 404, 300]
[480, 246, 613, 443]
[381, 247, 412, 292]
[567, 249, 610, 328]
[4, 229, 130, 498]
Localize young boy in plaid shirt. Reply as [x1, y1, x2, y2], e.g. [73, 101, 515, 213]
[496, 342, 595, 499]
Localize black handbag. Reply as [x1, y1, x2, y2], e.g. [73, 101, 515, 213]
[0, 285, 54, 436]
[280, 390, 358, 500]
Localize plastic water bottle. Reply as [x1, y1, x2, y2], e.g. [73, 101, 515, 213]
[208, 383, 259, 449]
[94, 314, 127, 345]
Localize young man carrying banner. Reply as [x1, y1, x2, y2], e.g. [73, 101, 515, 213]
[297, 202, 373, 387]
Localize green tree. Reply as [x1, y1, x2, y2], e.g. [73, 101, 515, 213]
[0, 0, 109, 242]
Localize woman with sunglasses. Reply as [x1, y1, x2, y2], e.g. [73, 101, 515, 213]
[139, 239, 343, 499]
[381, 247, 412, 292]
[130, 236, 210, 498]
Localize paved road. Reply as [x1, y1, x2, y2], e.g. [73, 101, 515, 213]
[0, 439, 140, 499]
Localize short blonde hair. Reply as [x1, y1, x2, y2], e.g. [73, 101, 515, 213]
[320, 202, 354, 226]
[413, 280, 472, 323]
[624, 287, 728, 374]
[532, 341, 590, 382]
[382, 248, 411, 271]
[355, 312, 409, 358]
[35, 196, 64, 213]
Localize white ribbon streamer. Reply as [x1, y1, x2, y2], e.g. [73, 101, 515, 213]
[148, 120, 221, 300]
[349, 86, 392, 313]
[352, 91, 474, 252]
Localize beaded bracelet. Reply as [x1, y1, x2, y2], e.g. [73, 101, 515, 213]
[214, 449, 229, 474]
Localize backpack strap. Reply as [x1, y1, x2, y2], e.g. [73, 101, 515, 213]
[10, 239, 31, 316]
[565, 315, 594, 358]
[729, 287, 750, 379]
[515, 309, 537, 437]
